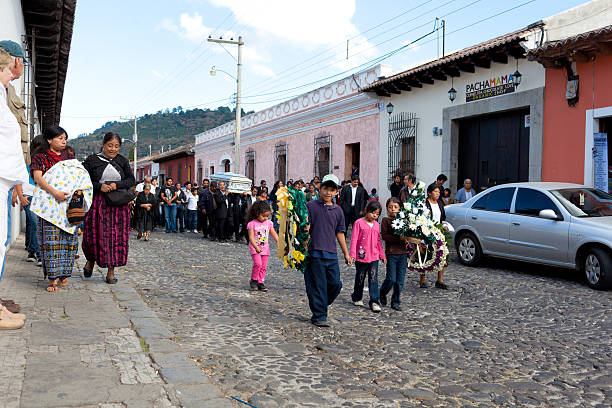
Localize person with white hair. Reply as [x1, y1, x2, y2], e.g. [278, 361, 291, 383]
[455, 178, 475, 203]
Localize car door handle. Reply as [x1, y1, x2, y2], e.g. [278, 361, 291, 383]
[471, 216, 478, 220]
[512, 222, 520, 226]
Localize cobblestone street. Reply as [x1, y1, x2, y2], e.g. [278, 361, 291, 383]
[120, 231, 612, 407]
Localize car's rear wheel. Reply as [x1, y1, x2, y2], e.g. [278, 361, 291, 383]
[584, 247, 612, 290]
[456, 232, 482, 266]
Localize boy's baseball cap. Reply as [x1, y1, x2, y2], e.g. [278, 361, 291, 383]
[321, 174, 340, 189]
[0, 40, 28, 62]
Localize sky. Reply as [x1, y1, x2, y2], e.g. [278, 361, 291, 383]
[61, 0, 589, 137]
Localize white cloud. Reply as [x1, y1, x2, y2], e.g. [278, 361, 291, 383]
[158, 12, 213, 43]
[208, 0, 378, 71]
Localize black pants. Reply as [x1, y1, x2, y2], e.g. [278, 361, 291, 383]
[215, 217, 228, 239]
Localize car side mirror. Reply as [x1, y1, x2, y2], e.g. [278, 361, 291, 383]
[539, 209, 558, 220]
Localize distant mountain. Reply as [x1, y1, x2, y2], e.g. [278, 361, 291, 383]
[68, 106, 247, 161]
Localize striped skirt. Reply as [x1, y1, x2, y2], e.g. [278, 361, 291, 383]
[37, 218, 78, 279]
[82, 194, 130, 268]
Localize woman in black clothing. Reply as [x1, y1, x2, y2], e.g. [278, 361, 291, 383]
[82, 132, 136, 284]
[425, 183, 448, 290]
[135, 184, 156, 241]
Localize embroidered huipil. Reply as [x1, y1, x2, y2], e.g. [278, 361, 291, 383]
[30, 159, 93, 233]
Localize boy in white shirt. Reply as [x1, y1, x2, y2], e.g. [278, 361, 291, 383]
[186, 188, 199, 232]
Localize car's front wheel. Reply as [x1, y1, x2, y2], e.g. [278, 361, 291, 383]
[455, 232, 482, 266]
[584, 247, 612, 290]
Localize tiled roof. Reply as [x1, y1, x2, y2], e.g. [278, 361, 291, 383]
[528, 25, 612, 58]
[361, 26, 536, 92]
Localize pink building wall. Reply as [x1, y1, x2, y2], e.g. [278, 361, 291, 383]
[194, 66, 386, 191]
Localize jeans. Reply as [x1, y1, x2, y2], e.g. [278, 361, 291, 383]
[304, 256, 342, 323]
[176, 205, 185, 231]
[187, 210, 198, 230]
[163, 203, 177, 232]
[351, 261, 380, 306]
[23, 197, 39, 256]
[379, 253, 407, 307]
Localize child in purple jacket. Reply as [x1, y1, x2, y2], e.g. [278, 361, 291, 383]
[349, 200, 387, 313]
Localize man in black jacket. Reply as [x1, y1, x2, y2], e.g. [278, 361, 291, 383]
[339, 175, 368, 229]
[197, 179, 209, 234]
[213, 181, 230, 241]
[199, 181, 215, 240]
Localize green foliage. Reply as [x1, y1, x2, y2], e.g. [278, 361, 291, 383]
[68, 106, 247, 161]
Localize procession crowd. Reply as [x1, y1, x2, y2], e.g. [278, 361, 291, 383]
[0, 40, 477, 330]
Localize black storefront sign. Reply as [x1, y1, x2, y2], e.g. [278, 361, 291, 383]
[466, 74, 516, 102]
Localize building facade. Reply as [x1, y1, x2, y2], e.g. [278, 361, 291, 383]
[1, 0, 76, 243]
[193, 66, 389, 191]
[364, 27, 545, 201]
[153, 145, 195, 186]
[363, 0, 611, 206]
[529, 25, 612, 192]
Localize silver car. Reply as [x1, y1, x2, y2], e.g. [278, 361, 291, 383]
[445, 182, 612, 290]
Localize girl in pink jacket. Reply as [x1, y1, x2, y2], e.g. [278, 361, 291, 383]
[349, 200, 387, 313]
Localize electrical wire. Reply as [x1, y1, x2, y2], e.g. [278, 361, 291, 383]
[243, 0, 466, 95]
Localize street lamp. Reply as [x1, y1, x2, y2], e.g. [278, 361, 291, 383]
[513, 60, 522, 88]
[386, 102, 394, 116]
[208, 36, 244, 174]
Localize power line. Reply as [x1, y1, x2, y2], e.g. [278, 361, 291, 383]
[244, 0, 463, 95]
[241, 0, 538, 107]
[246, 0, 485, 99]
[129, 11, 241, 114]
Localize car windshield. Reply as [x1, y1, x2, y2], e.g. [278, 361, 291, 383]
[551, 188, 612, 217]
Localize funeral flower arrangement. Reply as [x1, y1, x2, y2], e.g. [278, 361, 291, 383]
[276, 186, 309, 271]
[391, 181, 449, 274]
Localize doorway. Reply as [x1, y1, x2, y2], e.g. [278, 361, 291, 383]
[458, 108, 530, 192]
[223, 160, 231, 173]
[345, 143, 360, 179]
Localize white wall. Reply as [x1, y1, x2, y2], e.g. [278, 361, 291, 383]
[377, 58, 545, 206]
[1, 0, 29, 243]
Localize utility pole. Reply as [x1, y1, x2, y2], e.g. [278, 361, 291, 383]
[120, 116, 138, 177]
[442, 20, 446, 58]
[207, 35, 244, 174]
[133, 117, 138, 177]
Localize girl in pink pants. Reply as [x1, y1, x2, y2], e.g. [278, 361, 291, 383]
[247, 200, 278, 292]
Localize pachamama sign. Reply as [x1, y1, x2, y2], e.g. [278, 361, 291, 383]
[466, 74, 517, 102]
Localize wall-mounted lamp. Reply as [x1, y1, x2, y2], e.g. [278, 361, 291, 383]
[513, 59, 522, 88]
[432, 127, 443, 137]
[210, 65, 217, 76]
[386, 102, 394, 116]
[448, 77, 457, 102]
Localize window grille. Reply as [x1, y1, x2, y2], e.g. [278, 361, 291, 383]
[388, 112, 418, 184]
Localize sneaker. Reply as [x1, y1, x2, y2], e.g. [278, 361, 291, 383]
[312, 320, 330, 327]
[371, 303, 381, 313]
[391, 304, 402, 311]
[26, 252, 36, 262]
[419, 282, 429, 288]
[249, 279, 258, 291]
[435, 281, 448, 290]
[379, 294, 387, 307]
[257, 283, 268, 292]
[352, 300, 364, 307]
[36, 257, 42, 267]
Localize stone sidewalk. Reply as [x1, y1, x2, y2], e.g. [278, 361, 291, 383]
[0, 235, 235, 408]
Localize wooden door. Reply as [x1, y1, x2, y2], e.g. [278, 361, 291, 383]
[458, 109, 529, 192]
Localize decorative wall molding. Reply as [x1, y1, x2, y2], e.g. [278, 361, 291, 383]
[194, 66, 382, 145]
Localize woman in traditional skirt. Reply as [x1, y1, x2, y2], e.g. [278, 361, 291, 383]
[135, 184, 156, 241]
[30, 126, 76, 292]
[82, 132, 135, 284]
